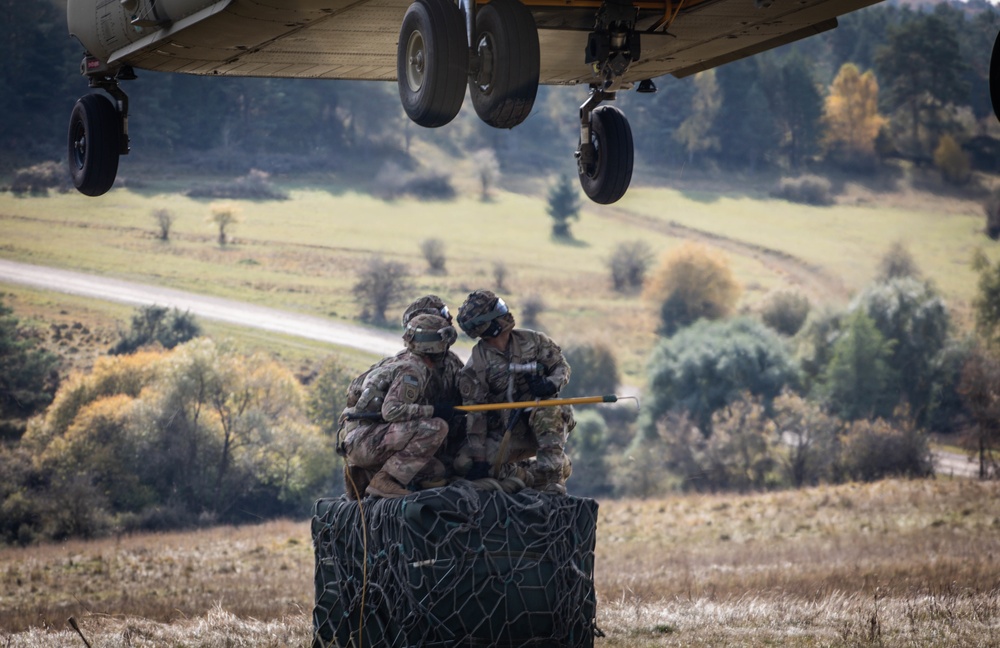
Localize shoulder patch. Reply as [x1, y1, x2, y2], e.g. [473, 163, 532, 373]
[401, 373, 420, 402]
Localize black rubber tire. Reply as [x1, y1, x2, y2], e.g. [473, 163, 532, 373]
[991, 30, 999, 123]
[578, 105, 633, 205]
[67, 93, 120, 197]
[469, 0, 539, 129]
[397, 0, 468, 128]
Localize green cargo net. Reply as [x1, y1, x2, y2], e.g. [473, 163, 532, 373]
[312, 481, 599, 647]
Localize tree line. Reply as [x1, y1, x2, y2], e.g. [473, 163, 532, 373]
[2, 1, 997, 183]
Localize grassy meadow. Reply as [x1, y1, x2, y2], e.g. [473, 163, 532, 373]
[1, 165, 996, 383]
[1, 478, 997, 646]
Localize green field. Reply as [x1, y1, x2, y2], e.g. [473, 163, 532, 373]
[0, 170, 995, 384]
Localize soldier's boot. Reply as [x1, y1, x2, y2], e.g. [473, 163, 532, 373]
[415, 458, 448, 489]
[534, 468, 568, 496]
[366, 471, 411, 498]
[344, 464, 373, 501]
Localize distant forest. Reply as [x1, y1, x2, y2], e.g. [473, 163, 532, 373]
[1, 0, 998, 182]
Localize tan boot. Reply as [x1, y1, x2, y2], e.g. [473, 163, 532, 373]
[344, 465, 372, 501]
[366, 472, 411, 498]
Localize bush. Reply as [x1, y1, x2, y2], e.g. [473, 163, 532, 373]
[9, 161, 69, 196]
[644, 243, 741, 337]
[643, 317, 800, 437]
[562, 342, 620, 399]
[815, 310, 896, 421]
[760, 291, 811, 336]
[933, 134, 971, 186]
[352, 256, 412, 325]
[186, 169, 289, 200]
[565, 410, 612, 498]
[984, 190, 1000, 241]
[876, 241, 921, 282]
[840, 416, 933, 481]
[770, 175, 834, 206]
[109, 305, 201, 355]
[771, 390, 842, 487]
[420, 238, 447, 275]
[402, 173, 456, 200]
[518, 294, 546, 329]
[607, 241, 654, 293]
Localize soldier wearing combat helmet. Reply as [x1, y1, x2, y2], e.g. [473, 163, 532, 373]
[456, 290, 574, 495]
[341, 313, 459, 498]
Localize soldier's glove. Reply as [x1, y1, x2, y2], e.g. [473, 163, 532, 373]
[526, 374, 558, 398]
[467, 461, 491, 480]
[432, 401, 462, 419]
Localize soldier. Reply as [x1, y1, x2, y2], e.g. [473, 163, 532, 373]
[456, 290, 574, 495]
[341, 313, 459, 498]
[342, 295, 466, 484]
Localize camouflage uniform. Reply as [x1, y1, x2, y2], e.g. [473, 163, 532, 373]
[458, 328, 574, 490]
[342, 351, 449, 494]
[345, 349, 465, 478]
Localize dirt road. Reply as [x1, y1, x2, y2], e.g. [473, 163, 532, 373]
[0, 258, 404, 358]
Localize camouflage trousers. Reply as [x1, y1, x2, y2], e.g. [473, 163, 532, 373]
[345, 418, 448, 486]
[486, 405, 575, 487]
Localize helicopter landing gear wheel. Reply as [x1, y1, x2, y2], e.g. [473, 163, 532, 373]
[578, 105, 633, 205]
[469, 0, 539, 129]
[67, 93, 121, 197]
[397, 0, 468, 128]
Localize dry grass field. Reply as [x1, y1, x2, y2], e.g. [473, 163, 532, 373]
[1, 477, 997, 647]
[1, 167, 997, 384]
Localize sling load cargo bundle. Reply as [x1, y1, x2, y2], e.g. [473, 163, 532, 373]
[312, 480, 600, 647]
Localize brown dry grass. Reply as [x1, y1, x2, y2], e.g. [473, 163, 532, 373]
[2, 478, 998, 646]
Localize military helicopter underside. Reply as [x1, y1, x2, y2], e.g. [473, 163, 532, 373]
[67, 0, 891, 202]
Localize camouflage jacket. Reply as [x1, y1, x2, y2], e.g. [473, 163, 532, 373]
[344, 350, 454, 426]
[458, 329, 571, 460]
[346, 349, 464, 411]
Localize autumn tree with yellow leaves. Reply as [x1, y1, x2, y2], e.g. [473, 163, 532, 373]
[822, 63, 885, 168]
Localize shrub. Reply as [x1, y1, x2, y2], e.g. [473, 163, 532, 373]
[402, 173, 456, 200]
[760, 291, 811, 336]
[152, 208, 175, 242]
[643, 317, 800, 437]
[607, 241, 654, 293]
[933, 134, 971, 186]
[985, 190, 1000, 241]
[518, 294, 546, 329]
[566, 410, 612, 498]
[562, 342, 620, 399]
[306, 356, 354, 437]
[420, 238, 447, 275]
[704, 393, 779, 492]
[770, 175, 834, 206]
[840, 415, 933, 481]
[492, 261, 509, 291]
[472, 148, 500, 201]
[109, 305, 201, 355]
[10, 161, 68, 196]
[644, 243, 741, 337]
[352, 256, 412, 325]
[186, 169, 289, 200]
[876, 241, 921, 281]
[771, 390, 842, 487]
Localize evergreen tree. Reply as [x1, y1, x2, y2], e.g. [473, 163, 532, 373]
[546, 174, 581, 239]
[714, 58, 779, 170]
[875, 12, 970, 158]
[816, 310, 896, 421]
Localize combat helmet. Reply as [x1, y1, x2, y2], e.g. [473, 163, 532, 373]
[402, 294, 452, 327]
[403, 313, 457, 356]
[457, 290, 513, 339]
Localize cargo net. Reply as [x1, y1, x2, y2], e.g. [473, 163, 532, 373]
[312, 481, 599, 648]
